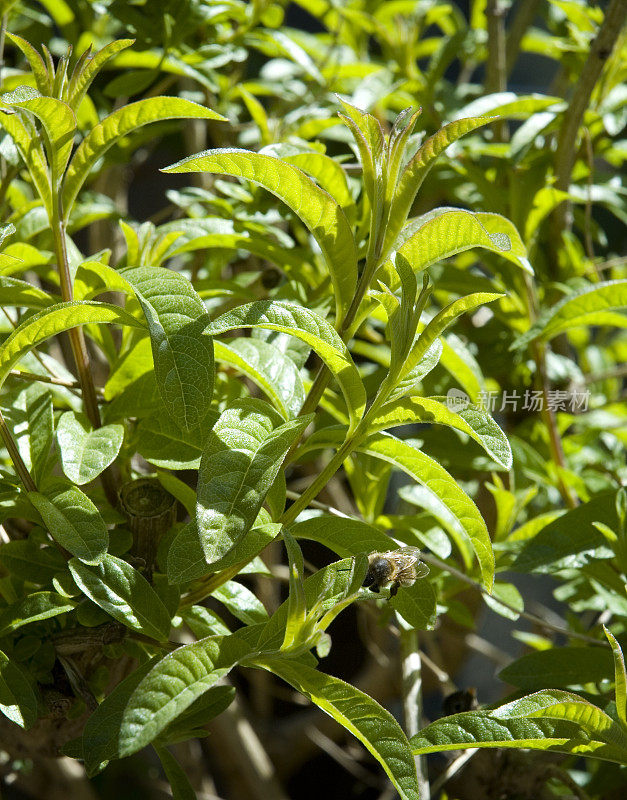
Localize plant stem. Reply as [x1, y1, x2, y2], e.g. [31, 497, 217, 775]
[552, 0, 627, 236]
[523, 275, 577, 509]
[51, 198, 102, 431]
[400, 627, 430, 800]
[532, 339, 578, 509]
[0, 408, 37, 492]
[485, 0, 508, 142]
[505, 0, 542, 77]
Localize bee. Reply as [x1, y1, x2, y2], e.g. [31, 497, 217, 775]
[363, 546, 429, 597]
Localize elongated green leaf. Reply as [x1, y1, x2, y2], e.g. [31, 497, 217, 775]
[255, 657, 419, 800]
[6, 34, 51, 94]
[57, 411, 124, 485]
[0, 650, 37, 729]
[68, 39, 135, 108]
[82, 657, 158, 775]
[0, 275, 53, 309]
[0, 301, 144, 390]
[0, 540, 66, 584]
[196, 399, 311, 564]
[205, 301, 366, 427]
[213, 581, 269, 626]
[0, 591, 75, 636]
[604, 627, 627, 726]
[163, 149, 357, 319]
[156, 685, 236, 745]
[281, 529, 306, 650]
[388, 208, 532, 278]
[391, 579, 437, 630]
[155, 746, 197, 800]
[119, 634, 251, 756]
[291, 515, 394, 557]
[63, 98, 226, 217]
[284, 151, 354, 210]
[512, 493, 618, 573]
[403, 293, 503, 379]
[29, 481, 108, 564]
[0, 98, 52, 211]
[411, 690, 627, 763]
[214, 338, 304, 419]
[370, 396, 512, 469]
[7, 95, 76, 184]
[539, 280, 627, 341]
[11, 382, 54, 486]
[384, 117, 494, 255]
[499, 646, 614, 690]
[122, 267, 215, 430]
[69, 555, 171, 640]
[167, 516, 280, 585]
[361, 433, 494, 590]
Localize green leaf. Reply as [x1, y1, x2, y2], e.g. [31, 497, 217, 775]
[386, 208, 532, 281]
[163, 149, 357, 319]
[12, 383, 54, 486]
[6, 34, 52, 94]
[68, 39, 135, 109]
[391, 579, 437, 630]
[121, 266, 215, 430]
[361, 433, 494, 590]
[0, 301, 144, 391]
[156, 685, 235, 745]
[57, 411, 124, 485]
[604, 627, 627, 726]
[499, 647, 614, 690]
[369, 396, 512, 469]
[0, 650, 37, 729]
[213, 581, 269, 626]
[411, 690, 627, 763]
[0, 540, 65, 584]
[196, 399, 311, 564]
[119, 634, 251, 756]
[69, 555, 172, 640]
[539, 280, 627, 341]
[402, 293, 503, 380]
[0, 95, 52, 211]
[214, 338, 305, 419]
[154, 746, 197, 800]
[167, 516, 280, 584]
[7, 95, 76, 185]
[0, 591, 75, 636]
[205, 301, 366, 428]
[281, 528, 307, 650]
[254, 657, 419, 800]
[384, 117, 494, 255]
[511, 493, 618, 573]
[0, 275, 54, 309]
[29, 481, 108, 564]
[82, 657, 158, 775]
[63, 97, 226, 218]
[291, 515, 394, 557]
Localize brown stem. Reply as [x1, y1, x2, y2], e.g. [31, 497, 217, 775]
[552, 0, 627, 236]
[0, 407, 37, 492]
[118, 478, 177, 581]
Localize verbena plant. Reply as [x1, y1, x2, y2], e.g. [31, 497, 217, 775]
[0, 1, 626, 798]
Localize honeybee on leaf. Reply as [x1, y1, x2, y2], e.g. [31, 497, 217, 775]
[363, 546, 430, 597]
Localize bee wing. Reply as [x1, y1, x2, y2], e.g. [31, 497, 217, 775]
[394, 546, 422, 564]
[414, 562, 430, 579]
